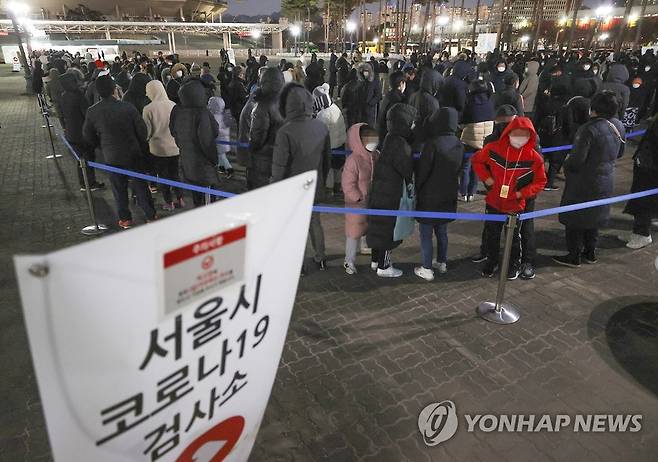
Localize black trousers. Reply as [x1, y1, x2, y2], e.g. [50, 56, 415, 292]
[371, 248, 391, 270]
[152, 155, 183, 204]
[484, 206, 522, 268]
[633, 213, 652, 237]
[565, 227, 598, 257]
[546, 151, 568, 187]
[69, 141, 97, 187]
[479, 199, 535, 264]
[108, 172, 155, 221]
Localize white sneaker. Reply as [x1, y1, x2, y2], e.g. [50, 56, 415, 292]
[414, 266, 435, 281]
[343, 262, 357, 275]
[377, 266, 403, 278]
[433, 262, 447, 274]
[370, 262, 378, 271]
[360, 247, 372, 255]
[626, 233, 652, 249]
[617, 232, 632, 242]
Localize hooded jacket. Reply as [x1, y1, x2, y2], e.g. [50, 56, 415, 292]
[249, 67, 284, 179]
[143, 80, 179, 157]
[237, 85, 258, 167]
[409, 69, 442, 150]
[271, 83, 331, 202]
[519, 61, 539, 112]
[377, 87, 407, 145]
[356, 62, 382, 126]
[441, 60, 472, 115]
[342, 123, 380, 238]
[45, 69, 63, 113]
[600, 63, 630, 118]
[313, 84, 346, 149]
[208, 96, 231, 154]
[367, 103, 417, 250]
[59, 71, 89, 145]
[559, 116, 626, 228]
[169, 79, 220, 186]
[472, 117, 547, 213]
[123, 72, 151, 115]
[166, 63, 188, 104]
[416, 107, 464, 225]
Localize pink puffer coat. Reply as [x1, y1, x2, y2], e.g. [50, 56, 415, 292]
[341, 123, 380, 239]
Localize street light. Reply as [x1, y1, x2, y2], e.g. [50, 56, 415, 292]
[5, 1, 32, 93]
[452, 19, 464, 32]
[290, 24, 301, 57]
[346, 20, 357, 52]
[600, 32, 610, 41]
[595, 5, 613, 19]
[437, 16, 450, 26]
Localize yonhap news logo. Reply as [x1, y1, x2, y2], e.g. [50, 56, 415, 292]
[418, 400, 642, 446]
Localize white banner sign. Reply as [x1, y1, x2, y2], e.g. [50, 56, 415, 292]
[14, 172, 317, 462]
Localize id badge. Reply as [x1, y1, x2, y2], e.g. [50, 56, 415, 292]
[500, 185, 510, 199]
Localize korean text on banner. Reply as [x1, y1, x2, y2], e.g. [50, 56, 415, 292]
[14, 172, 317, 462]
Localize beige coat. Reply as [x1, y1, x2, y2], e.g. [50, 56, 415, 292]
[461, 120, 494, 150]
[143, 80, 179, 157]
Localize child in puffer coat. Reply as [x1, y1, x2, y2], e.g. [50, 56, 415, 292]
[207, 96, 234, 178]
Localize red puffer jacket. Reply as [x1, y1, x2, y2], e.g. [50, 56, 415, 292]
[472, 116, 547, 213]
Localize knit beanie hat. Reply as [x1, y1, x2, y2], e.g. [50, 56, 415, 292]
[312, 83, 331, 113]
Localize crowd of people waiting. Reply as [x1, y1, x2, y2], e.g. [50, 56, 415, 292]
[29, 45, 658, 281]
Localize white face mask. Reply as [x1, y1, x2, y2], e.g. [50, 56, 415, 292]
[646, 66, 651, 72]
[509, 135, 530, 149]
[365, 142, 378, 151]
[583, 64, 591, 71]
[497, 66, 506, 73]
[400, 82, 406, 93]
[593, 69, 599, 75]
[175, 70, 183, 78]
[363, 71, 370, 78]
[633, 83, 641, 88]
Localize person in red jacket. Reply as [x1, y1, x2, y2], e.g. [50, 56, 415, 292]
[472, 116, 547, 279]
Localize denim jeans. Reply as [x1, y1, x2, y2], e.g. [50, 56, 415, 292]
[459, 157, 478, 196]
[419, 223, 448, 269]
[108, 172, 155, 221]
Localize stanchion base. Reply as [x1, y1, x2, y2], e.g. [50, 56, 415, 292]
[81, 224, 108, 236]
[42, 124, 54, 128]
[46, 154, 63, 159]
[477, 301, 520, 324]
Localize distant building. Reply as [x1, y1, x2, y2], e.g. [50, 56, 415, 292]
[490, 0, 569, 25]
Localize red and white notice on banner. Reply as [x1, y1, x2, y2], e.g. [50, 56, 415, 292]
[14, 172, 317, 462]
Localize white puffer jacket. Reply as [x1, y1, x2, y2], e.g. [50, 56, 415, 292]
[461, 120, 494, 150]
[316, 103, 347, 149]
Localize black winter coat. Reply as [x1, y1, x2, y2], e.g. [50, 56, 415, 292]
[227, 77, 248, 121]
[271, 84, 331, 203]
[377, 88, 406, 145]
[415, 108, 464, 225]
[624, 118, 658, 217]
[559, 117, 626, 228]
[249, 68, 284, 181]
[409, 69, 441, 151]
[83, 97, 148, 168]
[169, 80, 220, 186]
[441, 60, 472, 116]
[367, 103, 416, 250]
[59, 72, 90, 145]
[122, 73, 151, 115]
[493, 85, 524, 115]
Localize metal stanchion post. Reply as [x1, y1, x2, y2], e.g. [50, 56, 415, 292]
[477, 214, 521, 324]
[79, 158, 108, 236]
[38, 93, 53, 127]
[44, 112, 62, 159]
[205, 191, 211, 205]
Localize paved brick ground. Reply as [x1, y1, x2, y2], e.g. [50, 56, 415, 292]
[1, 64, 657, 462]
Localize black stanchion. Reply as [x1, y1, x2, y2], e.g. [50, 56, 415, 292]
[477, 214, 521, 324]
[43, 111, 62, 160]
[79, 158, 108, 236]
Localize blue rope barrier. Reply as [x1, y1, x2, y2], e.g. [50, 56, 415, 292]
[519, 188, 658, 221]
[56, 123, 657, 223]
[216, 129, 647, 158]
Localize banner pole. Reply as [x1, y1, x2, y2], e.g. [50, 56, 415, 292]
[44, 112, 62, 159]
[80, 158, 108, 236]
[477, 214, 521, 324]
